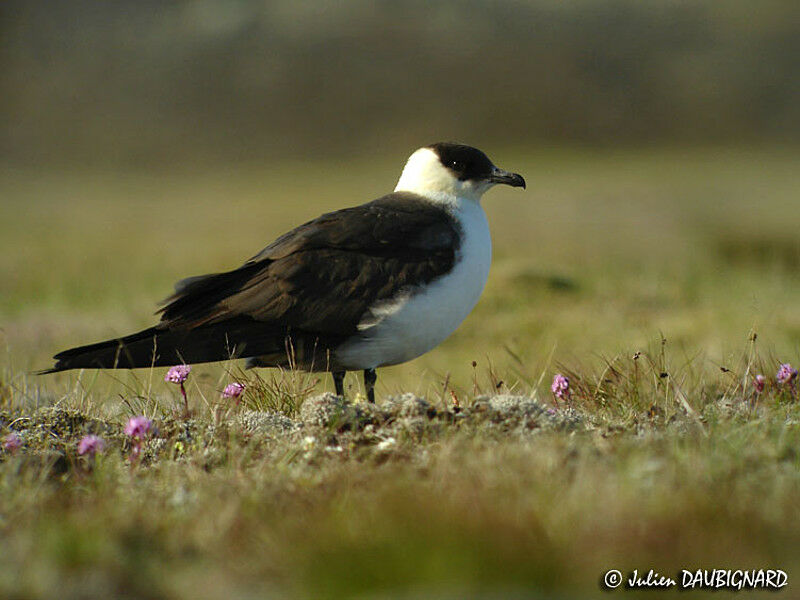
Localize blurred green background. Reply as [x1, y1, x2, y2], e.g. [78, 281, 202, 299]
[1, 0, 798, 391]
[1, 0, 798, 167]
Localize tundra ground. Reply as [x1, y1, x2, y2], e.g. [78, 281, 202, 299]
[2, 147, 799, 598]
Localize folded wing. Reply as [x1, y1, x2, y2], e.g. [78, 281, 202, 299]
[47, 193, 459, 372]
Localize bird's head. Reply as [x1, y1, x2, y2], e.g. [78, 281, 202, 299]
[394, 142, 526, 204]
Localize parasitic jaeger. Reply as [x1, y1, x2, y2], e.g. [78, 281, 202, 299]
[43, 143, 526, 402]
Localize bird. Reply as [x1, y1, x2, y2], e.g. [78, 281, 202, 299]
[43, 143, 525, 402]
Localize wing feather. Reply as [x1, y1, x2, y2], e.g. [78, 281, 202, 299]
[158, 193, 459, 338]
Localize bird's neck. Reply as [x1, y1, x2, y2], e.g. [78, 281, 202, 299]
[393, 184, 485, 211]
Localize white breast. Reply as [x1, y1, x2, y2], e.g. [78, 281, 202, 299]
[335, 199, 491, 370]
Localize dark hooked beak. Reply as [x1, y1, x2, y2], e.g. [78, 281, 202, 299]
[489, 166, 526, 189]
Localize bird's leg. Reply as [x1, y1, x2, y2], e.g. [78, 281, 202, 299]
[332, 370, 346, 397]
[364, 368, 377, 403]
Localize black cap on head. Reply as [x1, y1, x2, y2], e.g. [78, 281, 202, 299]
[428, 142, 526, 189]
[429, 142, 495, 182]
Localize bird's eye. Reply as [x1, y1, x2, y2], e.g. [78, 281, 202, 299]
[450, 160, 465, 171]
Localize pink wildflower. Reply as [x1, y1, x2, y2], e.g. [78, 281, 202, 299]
[551, 374, 570, 400]
[165, 365, 193, 416]
[165, 365, 192, 383]
[222, 382, 245, 400]
[124, 416, 153, 439]
[753, 374, 766, 394]
[78, 435, 106, 456]
[3, 432, 22, 453]
[776, 363, 797, 386]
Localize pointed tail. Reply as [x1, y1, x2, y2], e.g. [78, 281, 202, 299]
[40, 318, 285, 373]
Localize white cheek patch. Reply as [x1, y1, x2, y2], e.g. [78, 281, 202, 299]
[394, 148, 459, 196]
[456, 179, 491, 196]
[394, 147, 491, 204]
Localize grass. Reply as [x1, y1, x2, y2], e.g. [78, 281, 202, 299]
[1, 145, 799, 599]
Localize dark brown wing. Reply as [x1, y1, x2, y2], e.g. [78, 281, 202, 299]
[158, 192, 461, 337]
[43, 193, 461, 373]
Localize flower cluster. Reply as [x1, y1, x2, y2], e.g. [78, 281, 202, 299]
[222, 382, 245, 400]
[753, 374, 766, 394]
[3, 432, 22, 453]
[125, 416, 153, 463]
[551, 374, 570, 401]
[78, 435, 106, 457]
[776, 363, 797, 386]
[165, 365, 192, 383]
[125, 416, 153, 439]
[165, 365, 193, 415]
